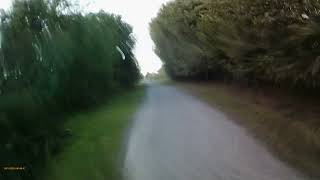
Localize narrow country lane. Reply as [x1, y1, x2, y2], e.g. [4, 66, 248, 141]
[124, 85, 308, 180]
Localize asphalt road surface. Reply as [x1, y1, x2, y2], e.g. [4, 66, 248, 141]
[124, 85, 308, 180]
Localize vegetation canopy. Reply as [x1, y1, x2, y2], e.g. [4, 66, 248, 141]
[150, 0, 320, 90]
[0, 0, 141, 179]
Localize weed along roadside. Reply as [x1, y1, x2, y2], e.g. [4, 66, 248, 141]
[177, 82, 320, 179]
[44, 87, 146, 180]
[0, 0, 141, 179]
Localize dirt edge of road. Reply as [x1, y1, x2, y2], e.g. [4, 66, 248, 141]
[176, 82, 320, 179]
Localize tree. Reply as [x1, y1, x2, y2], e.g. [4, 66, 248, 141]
[150, 0, 320, 88]
[0, 1, 141, 179]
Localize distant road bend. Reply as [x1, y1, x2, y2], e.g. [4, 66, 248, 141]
[124, 85, 308, 180]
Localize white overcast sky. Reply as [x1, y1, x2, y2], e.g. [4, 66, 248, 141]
[0, 0, 171, 74]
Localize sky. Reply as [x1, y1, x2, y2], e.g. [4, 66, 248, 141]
[0, 0, 171, 75]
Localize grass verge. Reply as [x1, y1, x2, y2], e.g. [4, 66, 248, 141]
[44, 87, 146, 180]
[177, 82, 320, 179]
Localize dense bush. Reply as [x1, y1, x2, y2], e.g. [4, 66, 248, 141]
[0, 0, 141, 179]
[150, 0, 320, 89]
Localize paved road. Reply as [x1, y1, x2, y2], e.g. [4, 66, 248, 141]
[124, 85, 307, 180]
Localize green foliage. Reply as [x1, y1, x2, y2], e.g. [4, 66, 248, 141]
[150, 0, 320, 89]
[0, 0, 141, 179]
[45, 87, 145, 180]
